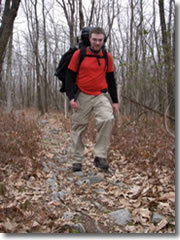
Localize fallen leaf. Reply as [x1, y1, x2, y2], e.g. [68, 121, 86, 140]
[0, 220, 17, 232]
[158, 192, 175, 202]
[32, 221, 40, 227]
[155, 218, 168, 231]
[128, 185, 142, 199]
[46, 152, 54, 159]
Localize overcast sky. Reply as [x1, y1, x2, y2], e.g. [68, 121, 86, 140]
[13, 0, 163, 38]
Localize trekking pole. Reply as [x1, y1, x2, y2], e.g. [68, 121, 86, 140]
[64, 92, 67, 119]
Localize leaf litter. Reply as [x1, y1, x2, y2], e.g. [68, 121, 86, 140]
[0, 110, 175, 233]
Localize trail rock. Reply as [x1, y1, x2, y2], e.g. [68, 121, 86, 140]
[42, 161, 50, 173]
[94, 201, 107, 211]
[152, 212, 163, 224]
[46, 174, 58, 191]
[49, 129, 60, 135]
[75, 178, 90, 185]
[64, 211, 74, 220]
[75, 174, 104, 185]
[72, 223, 86, 233]
[51, 191, 60, 201]
[94, 188, 106, 193]
[73, 171, 84, 177]
[58, 191, 65, 201]
[88, 174, 104, 184]
[40, 120, 49, 125]
[109, 209, 131, 225]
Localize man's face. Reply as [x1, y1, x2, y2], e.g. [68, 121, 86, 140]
[89, 33, 105, 52]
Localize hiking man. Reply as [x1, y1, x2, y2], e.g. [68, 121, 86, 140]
[66, 27, 119, 172]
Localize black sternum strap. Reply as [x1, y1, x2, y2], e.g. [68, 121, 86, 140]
[85, 54, 105, 66]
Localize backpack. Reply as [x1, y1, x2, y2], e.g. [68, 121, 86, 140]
[55, 26, 108, 92]
[54, 47, 77, 92]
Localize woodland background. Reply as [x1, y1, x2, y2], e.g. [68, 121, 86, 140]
[0, 0, 176, 234]
[0, 0, 175, 122]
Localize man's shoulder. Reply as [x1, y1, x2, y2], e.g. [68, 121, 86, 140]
[106, 51, 112, 57]
[71, 48, 81, 60]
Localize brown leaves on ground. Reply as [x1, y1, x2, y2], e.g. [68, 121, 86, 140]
[0, 110, 41, 175]
[0, 109, 175, 233]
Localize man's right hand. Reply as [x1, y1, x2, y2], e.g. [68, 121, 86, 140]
[70, 99, 80, 109]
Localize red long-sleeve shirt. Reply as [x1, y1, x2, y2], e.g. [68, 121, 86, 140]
[68, 47, 114, 96]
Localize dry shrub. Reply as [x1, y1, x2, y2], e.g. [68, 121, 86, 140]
[83, 112, 175, 176]
[0, 110, 41, 171]
[109, 115, 175, 175]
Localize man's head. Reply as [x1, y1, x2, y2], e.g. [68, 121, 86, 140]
[89, 27, 106, 52]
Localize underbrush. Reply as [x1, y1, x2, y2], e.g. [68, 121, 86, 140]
[0, 110, 41, 174]
[86, 113, 175, 179]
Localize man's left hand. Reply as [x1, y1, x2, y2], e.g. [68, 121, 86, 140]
[112, 103, 119, 113]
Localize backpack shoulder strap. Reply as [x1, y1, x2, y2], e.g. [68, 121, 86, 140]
[102, 48, 108, 67]
[76, 46, 109, 71]
[77, 46, 86, 72]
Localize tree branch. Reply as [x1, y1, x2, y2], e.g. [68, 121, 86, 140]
[121, 94, 175, 122]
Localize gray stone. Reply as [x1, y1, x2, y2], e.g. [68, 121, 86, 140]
[58, 191, 65, 201]
[56, 167, 69, 172]
[94, 188, 106, 193]
[42, 161, 50, 173]
[64, 211, 74, 220]
[75, 178, 90, 185]
[67, 177, 74, 182]
[51, 191, 65, 201]
[46, 175, 58, 191]
[49, 129, 60, 134]
[47, 161, 57, 169]
[72, 223, 86, 233]
[94, 201, 107, 211]
[73, 171, 84, 177]
[152, 212, 163, 224]
[51, 191, 60, 201]
[88, 175, 104, 184]
[109, 209, 131, 225]
[40, 120, 49, 125]
[75, 174, 104, 185]
[46, 178, 55, 186]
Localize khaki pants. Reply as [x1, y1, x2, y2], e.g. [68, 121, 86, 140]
[71, 92, 114, 164]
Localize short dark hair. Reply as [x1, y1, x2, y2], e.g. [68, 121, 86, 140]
[89, 27, 106, 38]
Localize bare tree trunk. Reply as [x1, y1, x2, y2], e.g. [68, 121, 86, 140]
[88, 0, 95, 26]
[6, 34, 13, 112]
[42, 0, 48, 113]
[56, 0, 76, 46]
[79, 0, 84, 30]
[0, 0, 2, 12]
[152, 0, 164, 113]
[34, 0, 44, 115]
[129, 0, 134, 83]
[19, 66, 24, 108]
[158, 0, 175, 120]
[0, 0, 21, 89]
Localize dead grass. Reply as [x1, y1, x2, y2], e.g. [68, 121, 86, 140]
[0, 109, 42, 175]
[86, 113, 175, 175]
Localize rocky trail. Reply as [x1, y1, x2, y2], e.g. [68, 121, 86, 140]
[39, 115, 131, 233]
[0, 111, 175, 233]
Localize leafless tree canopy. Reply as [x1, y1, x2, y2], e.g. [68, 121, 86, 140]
[0, 0, 175, 125]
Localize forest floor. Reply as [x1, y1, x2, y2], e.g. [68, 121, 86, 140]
[0, 109, 175, 233]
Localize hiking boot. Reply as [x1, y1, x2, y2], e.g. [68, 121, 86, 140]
[72, 163, 82, 172]
[94, 157, 109, 171]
